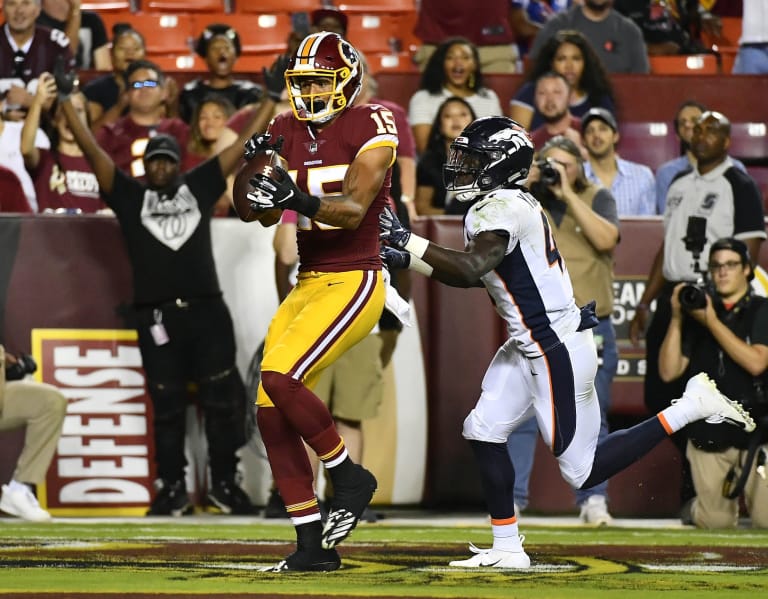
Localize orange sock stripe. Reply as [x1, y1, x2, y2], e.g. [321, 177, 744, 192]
[491, 516, 518, 526]
[285, 497, 319, 513]
[318, 439, 345, 462]
[658, 413, 674, 435]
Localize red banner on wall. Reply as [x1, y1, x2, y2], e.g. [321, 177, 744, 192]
[32, 329, 155, 516]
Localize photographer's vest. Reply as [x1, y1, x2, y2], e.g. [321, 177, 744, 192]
[544, 184, 615, 319]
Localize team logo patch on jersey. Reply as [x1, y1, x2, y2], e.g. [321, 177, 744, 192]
[140, 184, 201, 251]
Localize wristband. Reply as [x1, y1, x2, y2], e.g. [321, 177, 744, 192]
[400, 193, 413, 204]
[408, 254, 433, 277]
[295, 192, 321, 219]
[404, 234, 429, 258]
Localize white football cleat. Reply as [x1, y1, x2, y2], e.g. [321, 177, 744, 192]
[579, 495, 613, 526]
[449, 540, 531, 569]
[674, 373, 755, 432]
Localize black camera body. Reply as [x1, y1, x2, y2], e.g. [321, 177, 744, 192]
[5, 353, 37, 381]
[679, 281, 709, 310]
[535, 158, 561, 186]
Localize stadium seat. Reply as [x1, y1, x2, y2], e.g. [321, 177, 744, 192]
[149, 54, 206, 71]
[142, 0, 225, 11]
[235, 0, 323, 13]
[347, 14, 402, 54]
[336, 0, 416, 13]
[98, 10, 136, 38]
[648, 54, 718, 75]
[366, 51, 419, 75]
[231, 54, 278, 74]
[729, 122, 768, 166]
[192, 13, 291, 55]
[701, 16, 742, 49]
[127, 13, 195, 56]
[617, 122, 679, 172]
[81, 1, 134, 10]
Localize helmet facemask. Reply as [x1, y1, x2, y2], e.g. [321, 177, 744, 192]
[285, 33, 362, 125]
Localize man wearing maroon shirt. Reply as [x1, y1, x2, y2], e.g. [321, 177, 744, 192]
[95, 59, 189, 179]
[1, 0, 74, 117]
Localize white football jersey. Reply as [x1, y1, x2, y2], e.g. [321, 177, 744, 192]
[464, 188, 582, 357]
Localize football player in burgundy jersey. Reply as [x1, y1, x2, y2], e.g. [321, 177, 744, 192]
[243, 32, 397, 572]
[1, 0, 74, 116]
[380, 116, 756, 568]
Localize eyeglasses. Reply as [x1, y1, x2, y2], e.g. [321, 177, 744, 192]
[708, 260, 743, 273]
[130, 80, 159, 89]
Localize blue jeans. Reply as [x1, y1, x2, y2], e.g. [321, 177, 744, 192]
[733, 46, 768, 75]
[506, 318, 618, 508]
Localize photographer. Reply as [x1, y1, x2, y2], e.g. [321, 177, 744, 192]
[659, 238, 768, 529]
[0, 344, 67, 521]
[506, 135, 620, 524]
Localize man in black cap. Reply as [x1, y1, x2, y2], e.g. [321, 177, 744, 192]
[54, 61, 281, 517]
[581, 106, 656, 216]
[659, 237, 768, 528]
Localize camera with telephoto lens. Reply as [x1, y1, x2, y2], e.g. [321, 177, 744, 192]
[5, 353, 37, 381]
[678, 215, 709, 311]
[534, 158, 561, 186]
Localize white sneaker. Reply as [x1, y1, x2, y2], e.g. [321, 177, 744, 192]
[0, 484, 52, 522]
[579, 495, 613, 526]
[674, 373, 756, 432]
[449, 540, 531, 569]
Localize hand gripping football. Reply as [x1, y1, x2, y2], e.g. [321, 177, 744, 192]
[232, 150, 287, 225]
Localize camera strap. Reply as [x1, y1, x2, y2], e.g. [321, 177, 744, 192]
[722, 430, 763, 499]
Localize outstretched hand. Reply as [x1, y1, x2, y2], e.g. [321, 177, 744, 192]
[379, 205, 412, 250]
[52, 55, 77, 101]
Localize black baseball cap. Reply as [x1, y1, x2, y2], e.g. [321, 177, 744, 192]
[144, 134, 181, 163]
[581, 107, 618, 133]
[709, 237, 754, 281]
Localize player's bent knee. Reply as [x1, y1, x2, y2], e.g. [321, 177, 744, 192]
[261, 370, 300, 408]
[461, 409, 512, 443]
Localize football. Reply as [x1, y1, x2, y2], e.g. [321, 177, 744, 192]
[232, 150, 287, 225]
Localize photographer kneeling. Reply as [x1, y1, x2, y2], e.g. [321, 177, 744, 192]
[0, 345, 67, 521]
[659, 238, 768, 529]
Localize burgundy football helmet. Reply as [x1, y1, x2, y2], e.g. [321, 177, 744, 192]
[284, 31, 363, 124]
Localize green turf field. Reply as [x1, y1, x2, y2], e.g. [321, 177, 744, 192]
[1, 516, 767, 598]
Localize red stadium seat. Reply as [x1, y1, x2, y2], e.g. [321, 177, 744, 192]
[746, 166, 768, 212]
[235, 0, 323, 13]
[192, 13, 291, 55]
[128, 13, 195, 56]
[81, 1, 134, 10]
[649, 54, 718, 75]
[366, 51, 419, 75]
[231, 54, 278, 74]
[98, 10, 136, 39]
[617, 122, 679, 172]
[149, 53, 206, 71]
[142, 0, 225, 11]
[347, 13, 402, 54]
[728, 122, 768, 165]
[336, 0, 416, 13]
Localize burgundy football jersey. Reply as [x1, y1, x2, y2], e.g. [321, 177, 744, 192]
[32, 150, 104, 213]
[268, 104, 398, 272]
[95, 116, 190, 179]
[0, 26, 75, 83]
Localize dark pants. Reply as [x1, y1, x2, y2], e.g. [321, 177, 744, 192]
[135, 296, 248, 484]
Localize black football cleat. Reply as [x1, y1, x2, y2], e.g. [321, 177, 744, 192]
[207, 480, 257, 515]
[146, 479, 193, 517]
[261, 548, 341, 573]
[321, 465, 377, 550]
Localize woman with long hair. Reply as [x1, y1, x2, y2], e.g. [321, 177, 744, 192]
[509, 30, 615, 131]
[415, 96, 476, 215]
[408, 37, 502, 154]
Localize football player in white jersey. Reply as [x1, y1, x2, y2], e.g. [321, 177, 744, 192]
[380, 116, 756, 569]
